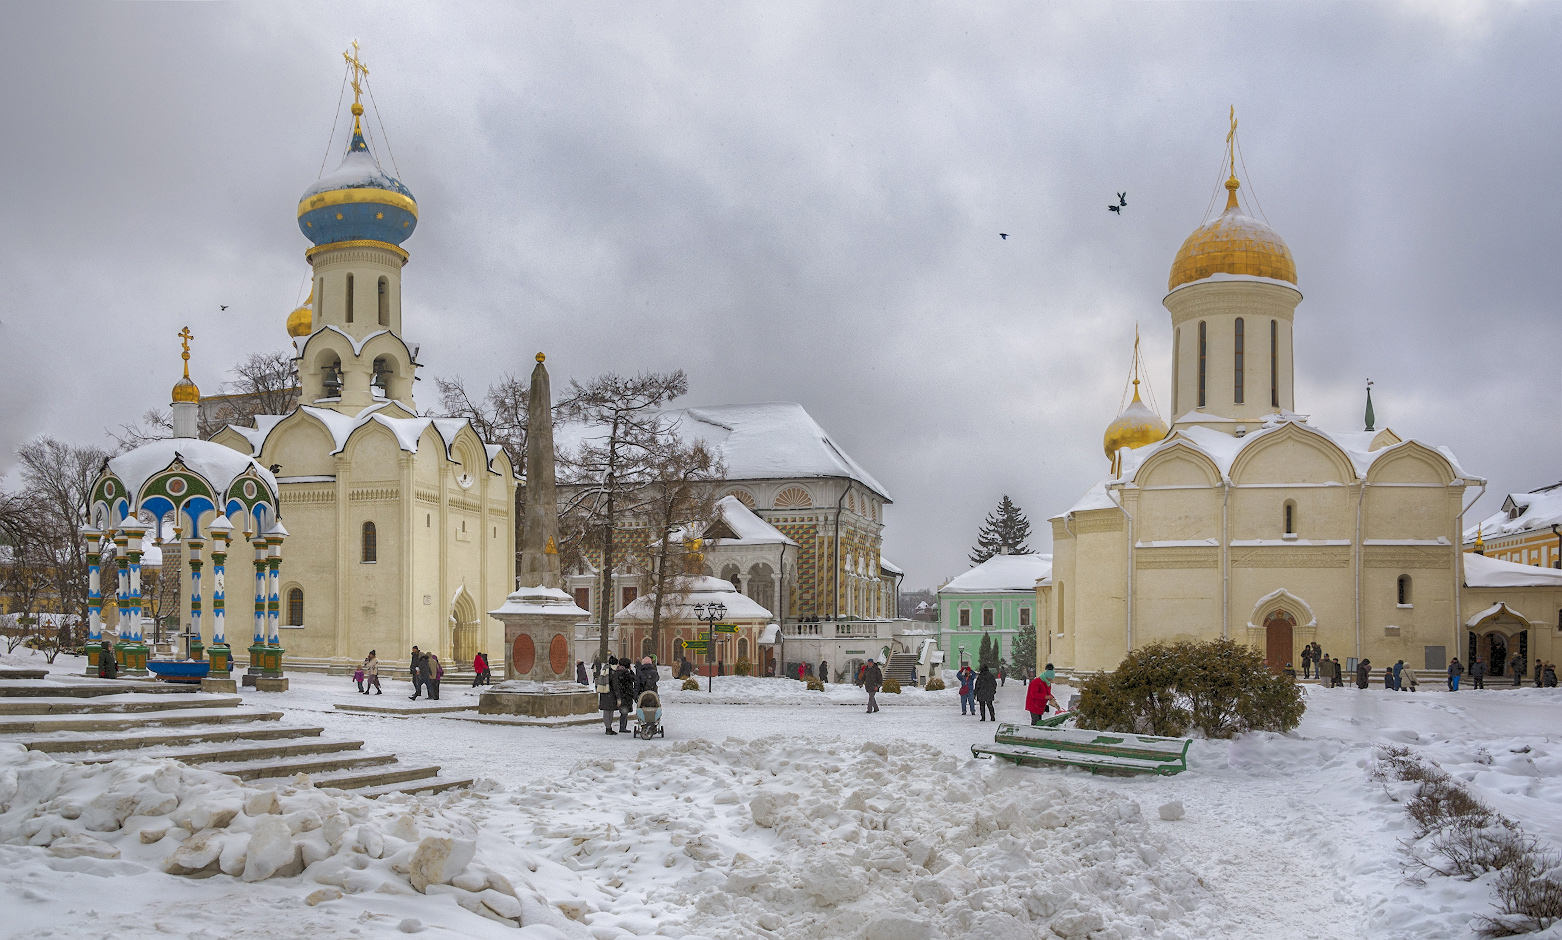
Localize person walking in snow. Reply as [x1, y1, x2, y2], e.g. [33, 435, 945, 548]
[613, 658, 637, 733]
[819, 660, 829, 684]
[1509, 653, 1524, 687]
[1545, 662, 1558, 688]
[98, 643, 118, 680]
[1391, 660, 1404, 691]
[408, 648, 426, 700]
[1317, 654, 1332, 688]
[597, 657, 620, 734]
[1382, 665, 1393, 689]
[634, 656, 659, 698]
[471, 651, 490, 687]
[1356, 658, 1371, 689]
[863, 659, 883, 713]
[1025, 669, 1055, 725]
[957, 664, 976, 716]
[1301, 644, 1313, 679]
[974, 665, 998, 722]
[997, 663, 1007, 687]
[1332, 656, 1343, 688]
[1471, 656, 1486, 690]
[427, 652, 443, 700]
[576, 660, 589, 686]
[1447, 657, 1463, 691]
[362, 651, 382, 694]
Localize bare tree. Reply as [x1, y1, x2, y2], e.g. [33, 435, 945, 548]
[208, 351, 299, 431]
[112, 408, 173, 451]
[0, 494, 52, 654]
[557, 370, 690, 663]
[636, 440, 725, 661]
[17, 437, 106, 633]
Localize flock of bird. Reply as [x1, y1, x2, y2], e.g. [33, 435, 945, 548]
[1000, 191, 1125, 241]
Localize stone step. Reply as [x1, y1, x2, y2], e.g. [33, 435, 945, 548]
[0, 668, 48, 680]
[0, 707, 282, 735]
[0, 694, 242, 716]
[0, 678, 198, 698]
[349, 775, 475, 798]
[255, 762, 448, 793]
[199, 750, 401, 782]
[15, 724, 325, 754]
[65, 737, 365, 767]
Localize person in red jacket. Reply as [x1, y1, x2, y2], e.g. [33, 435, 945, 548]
[1025, 669, 1056, 726]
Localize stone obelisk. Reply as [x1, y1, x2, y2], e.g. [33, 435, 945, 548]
[518, 352, 562, 590]
[483, 353, 595, 721]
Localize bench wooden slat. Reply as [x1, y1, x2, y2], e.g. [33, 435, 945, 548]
[971, 743, 1182, 776]
[975, 721, 1191, 776]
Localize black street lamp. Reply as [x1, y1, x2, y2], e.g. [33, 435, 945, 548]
[692, 601, 726, 693]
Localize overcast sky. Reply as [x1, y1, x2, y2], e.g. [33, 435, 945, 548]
[2, 2, 1558, 589]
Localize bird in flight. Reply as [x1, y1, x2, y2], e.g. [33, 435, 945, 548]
[999, 233, 1008, 240]
[1108, 192, 1127, 214]
[220, 305, 228, 311]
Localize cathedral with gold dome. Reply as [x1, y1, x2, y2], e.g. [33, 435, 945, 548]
[1039, 112, 1562, 679]
[209, 47, 516, 674]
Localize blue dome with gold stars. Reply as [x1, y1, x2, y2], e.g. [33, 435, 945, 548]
[297, 105, 417, 248]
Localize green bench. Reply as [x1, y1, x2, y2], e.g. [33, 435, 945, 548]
[972, 721, 1191, 776]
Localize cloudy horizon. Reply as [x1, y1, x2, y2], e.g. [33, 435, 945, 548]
[2, 2, 1558, 590]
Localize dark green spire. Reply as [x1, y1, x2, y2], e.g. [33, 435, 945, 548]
[1364, 384, 1375, 432]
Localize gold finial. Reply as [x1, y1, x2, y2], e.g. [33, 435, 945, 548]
[179, 326, 194, 379]
[1475, 525, 1484, 554]
[343, 41, 369, 110]
[1224, 105, 1241, 210]
[536, 352, 546, 363]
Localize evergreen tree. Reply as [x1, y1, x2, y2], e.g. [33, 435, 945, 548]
[978, 632, 1000, 670]
[1012, 619, 1037, 677]
[969, 495, 1034, 564]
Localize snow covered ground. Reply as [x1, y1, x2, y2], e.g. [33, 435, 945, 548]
[2, 650, 1560, 939]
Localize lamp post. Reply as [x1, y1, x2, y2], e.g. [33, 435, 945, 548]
[692, 601, 726, 693]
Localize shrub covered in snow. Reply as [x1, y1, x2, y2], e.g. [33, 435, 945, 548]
[1074, 640, 1303, 738]
[734, 658, 752, 676]
[924, 676, 945, 691]
[681, 677, 700, 690]
[880, 677, 901, 694]
[805, 677, 825, 692]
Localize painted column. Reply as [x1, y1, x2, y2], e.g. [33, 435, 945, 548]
[261, 524, 287, 678]
[83, 527, 102, 675]
[249, 535, 268, 675]
[113, 527, 130, 659]
[186, 537, 205, 661]
[207, 516, 231, 677]
[121, 519, 149, 675]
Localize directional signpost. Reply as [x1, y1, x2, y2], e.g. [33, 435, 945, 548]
[692, 602, 728, 693]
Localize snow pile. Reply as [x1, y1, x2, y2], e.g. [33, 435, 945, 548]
[0, 742, 611, 937]
[659, 676, 957, 707]
[486, 736, 1217, 940]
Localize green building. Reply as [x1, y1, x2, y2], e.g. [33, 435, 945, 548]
[937, 553, 1052, 667]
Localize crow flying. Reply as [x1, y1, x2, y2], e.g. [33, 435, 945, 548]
[999, 233, 1008, 240]
[220, 305, 228, 310]
[1108, 192, 1127, 214]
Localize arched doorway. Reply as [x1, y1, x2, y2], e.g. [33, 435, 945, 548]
[449, 589, 480, 668]
[1486, 632, 1509, 677]
[1263, 609, 1296, 675]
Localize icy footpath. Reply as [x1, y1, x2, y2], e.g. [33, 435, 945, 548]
[476, 736, 1219, 940]
[0, 741, 618, 938]
[658, 676, 958, 707]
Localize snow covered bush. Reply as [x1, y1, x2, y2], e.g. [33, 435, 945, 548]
[734, 658, 752, 676]
[880, 678, 901, 694]
[681, 678, 700, 690]
[1481, 848, 1562, 937]
[806, 677, 824, 692]
[923, 676, 945, 691]
[1074, 640, 1303, 738]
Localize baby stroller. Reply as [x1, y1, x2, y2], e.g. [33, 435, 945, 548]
[633, 691, 664, 740]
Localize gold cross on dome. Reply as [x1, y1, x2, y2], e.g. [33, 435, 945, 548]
[1227, 106, 1239, 174]
[178, 326, 194, 377]
[343, 40, 370, 106]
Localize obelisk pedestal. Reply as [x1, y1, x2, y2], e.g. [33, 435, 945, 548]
[481, 586, 596, 718]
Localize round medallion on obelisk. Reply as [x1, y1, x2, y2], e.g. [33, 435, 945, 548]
[512, 634, 535, 674]
[549, 634, 569, 676]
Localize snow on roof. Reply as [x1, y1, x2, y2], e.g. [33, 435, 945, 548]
[226, 404, 503, 472]
[879, 557, 904, 575]
[1465, 601, 1532, 629]
[1112, 412, 1478, 487]
[940, 553, 1054, 594]
[300, 150, 413, 201]
[1055, 477, 1117, 518]
[615, 576, 774, 622]
[107, 438, 278, 503]
[706, 496, 797, 547]
[1464, 481, 1562, 543]
[560, 402, 890, 501]
[1463, 552, 1562, 589]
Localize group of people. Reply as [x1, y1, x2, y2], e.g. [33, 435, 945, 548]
[407, 646, 442, 700]
[595, 656, 661, 734]
[955, 664, 1000, 721]
[1447, 656, 1557, 690]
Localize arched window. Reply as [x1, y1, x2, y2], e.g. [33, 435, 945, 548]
[361, 521, 377, 563]
[377, 276, 389, 326]
[1197, 321, 1207, 408]
[346, 273, 355, 323]
[287, 587, 304, 626]
[642, 637, 654, 657]
[738, 637, 749, 660]
[1398, 575, 1412, 606]
[1270, 320, 1279, 408]
[958, 606, 971, 627]
[1233, 317, 1245, 404]
[1283, 500, 1297, 535]
[982, 606, 995, 627]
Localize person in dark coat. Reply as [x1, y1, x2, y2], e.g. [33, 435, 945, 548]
[1301, 644, 1313, 679]
[1510, 654, 1525, 687]
[613, 659, 637, 732]
[1471, 656, 1486, 690]
[1448, 657, 1463, 691]
[1332, 657, 1343, 688]
[597, 656, 619, 734]
[863, 660, 883, 713]
[1317, 654, 1332, 688]
[1544, 662, 1558, 688]
[634, 656, 659, 697]
[1356, 659, 1371, 689]
[576, 660, 589, 686]
[408, 647, 426, 700]
[98, 643, 118, 680]
[1391, 660, 1404, 691]
[974, 665, 998, 722]
[426, 652, 442, 700]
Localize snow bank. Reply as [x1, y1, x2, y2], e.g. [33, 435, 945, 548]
[659, 676, 958, 707]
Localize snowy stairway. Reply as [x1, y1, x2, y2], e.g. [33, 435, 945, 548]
[0, 669, 471, 798]
[884, 654, 920, 685]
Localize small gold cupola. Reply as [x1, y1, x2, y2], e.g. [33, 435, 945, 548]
[287, 287, 314, 338]
[171, 326, 200, 439]
[1103, 329, 1169, 469]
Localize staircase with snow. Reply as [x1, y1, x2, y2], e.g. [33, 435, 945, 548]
[884, 653, 921, 685]
[0, 666, 469, 797]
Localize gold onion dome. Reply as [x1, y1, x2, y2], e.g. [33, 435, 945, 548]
[287, 289, 314, 338]
[1103, 384, 1168, 461]
[171, 375, 200, 403]
[1168, 174, 1296, 291]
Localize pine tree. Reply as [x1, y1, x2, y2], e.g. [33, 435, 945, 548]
[978, 632, 1000, 670]
[969, 495, 1033, 564]
[1012, 619, 1037, 677]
